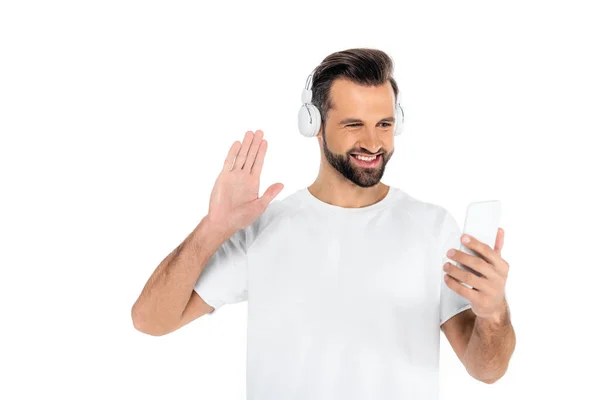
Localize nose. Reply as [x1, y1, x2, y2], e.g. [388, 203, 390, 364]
[359, 127, 383, 154]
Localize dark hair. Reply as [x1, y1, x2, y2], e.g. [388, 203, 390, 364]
[310, 48, 399, 132]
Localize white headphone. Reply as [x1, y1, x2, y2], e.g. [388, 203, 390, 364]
[297, 72, 404, 138]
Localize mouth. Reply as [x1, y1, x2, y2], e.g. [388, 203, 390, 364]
[350, 153, 382, 168]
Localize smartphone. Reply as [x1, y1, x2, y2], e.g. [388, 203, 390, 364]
[456, 200, 502, 289]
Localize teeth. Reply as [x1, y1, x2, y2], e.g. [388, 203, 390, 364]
[355, 155, 376, 161]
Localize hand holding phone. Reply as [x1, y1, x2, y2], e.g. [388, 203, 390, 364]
[456, 200, 502, 288]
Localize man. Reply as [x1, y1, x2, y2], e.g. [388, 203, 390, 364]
[131, 48, 516, 399]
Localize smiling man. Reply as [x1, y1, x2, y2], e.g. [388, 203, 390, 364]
[132, 48, 516, 400]
[319, 75, 395, 190]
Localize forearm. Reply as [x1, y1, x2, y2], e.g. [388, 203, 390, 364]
[131, 216, 231, 335]
[463, 300, 516, 383]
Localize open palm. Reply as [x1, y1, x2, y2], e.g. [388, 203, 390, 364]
[207, 130, 284, 235]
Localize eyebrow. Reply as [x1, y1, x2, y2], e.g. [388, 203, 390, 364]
[338, 116, 395, 125]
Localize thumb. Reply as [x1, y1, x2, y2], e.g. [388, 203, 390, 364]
[494, 227, 504, 256]
[258, 183, 284, 208]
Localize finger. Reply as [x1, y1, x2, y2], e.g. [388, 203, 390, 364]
[233, 131, 255, 170]
[242, 129, 264, 171]
[447, 248, 500, 281]
[223, 141, 242, 172]
[461, 234, 505, 274]
[444, 273, 479, 303]
[444, 262, 492, 293]
[250, 183, 283, 214]
[250, 139, 267, 176]
[258, 182, 284, 208]
[494, 228, 504, 256]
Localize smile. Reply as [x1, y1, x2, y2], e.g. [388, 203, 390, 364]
[350, 154, 382, 167]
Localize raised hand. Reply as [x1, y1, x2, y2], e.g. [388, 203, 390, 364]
[206, 130, 284, 236]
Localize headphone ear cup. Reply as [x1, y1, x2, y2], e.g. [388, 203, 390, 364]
[393, 103, 404, 136]
[298, 103, 321, 137]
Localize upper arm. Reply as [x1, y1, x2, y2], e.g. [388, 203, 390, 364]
[438, 206, 475, 365]
[441, 307, 476, 366]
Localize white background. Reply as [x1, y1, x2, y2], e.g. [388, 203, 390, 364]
[1, 0, 598, 399]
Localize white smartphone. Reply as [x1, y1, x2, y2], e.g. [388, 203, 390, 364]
[456, 200, 502, 289]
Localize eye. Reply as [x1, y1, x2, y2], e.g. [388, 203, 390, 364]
[345, 122, 392, 128]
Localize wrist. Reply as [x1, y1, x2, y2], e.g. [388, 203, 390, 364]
[481, 298, 510, 327]
[193, 216, 234, 248]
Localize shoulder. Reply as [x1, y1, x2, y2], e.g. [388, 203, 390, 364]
[260, 188, 308, 223]
[243, 188, 307, 248]
[391, 187, 454, 237]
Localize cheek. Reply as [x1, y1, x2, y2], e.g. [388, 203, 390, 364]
[384, 147, 394, 159]
[324, 136, 349, 153]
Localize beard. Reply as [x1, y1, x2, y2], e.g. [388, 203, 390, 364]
[321, 125, 393, 188]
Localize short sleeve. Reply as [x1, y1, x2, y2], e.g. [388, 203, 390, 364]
[192, 199, 283, 316]
[193, 226, 249, 316]
[438, 209, 472, 326]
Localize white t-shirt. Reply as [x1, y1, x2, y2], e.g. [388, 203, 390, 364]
[194, 186, 471, 400]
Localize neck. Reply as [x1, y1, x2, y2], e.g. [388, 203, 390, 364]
[308, 177, 390, 209]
